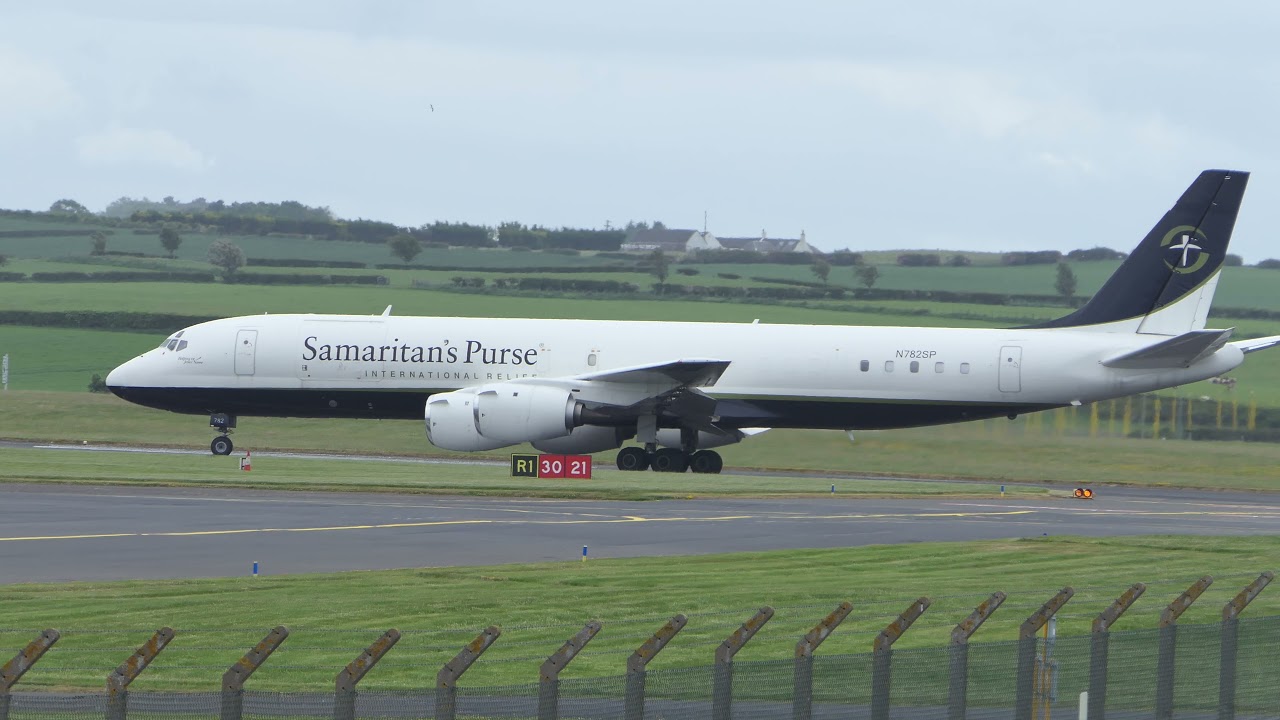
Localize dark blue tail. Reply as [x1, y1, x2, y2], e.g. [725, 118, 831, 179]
[1031, 170, 1248, 330]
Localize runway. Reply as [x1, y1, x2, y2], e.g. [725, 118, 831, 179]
[3, 482, 1279, 584]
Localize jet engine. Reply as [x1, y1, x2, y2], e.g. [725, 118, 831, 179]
[533, 425, 633, 454]
[424, 384, 585, 451]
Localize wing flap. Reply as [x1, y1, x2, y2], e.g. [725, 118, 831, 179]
[1102, 328, 1234, 369]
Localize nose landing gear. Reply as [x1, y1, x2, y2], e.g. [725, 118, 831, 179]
[209, 413, 237, 456]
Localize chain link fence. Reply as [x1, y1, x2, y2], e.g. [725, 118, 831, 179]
[4, 614, 1278, 719]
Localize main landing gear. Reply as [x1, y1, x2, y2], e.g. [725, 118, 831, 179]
[209, 413, 237, 456]
[615, 446, 724, 474]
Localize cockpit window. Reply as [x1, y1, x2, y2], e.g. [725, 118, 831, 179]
[160, 330, 186, 351]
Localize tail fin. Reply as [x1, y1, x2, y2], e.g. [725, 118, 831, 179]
[1031, 169, 1248, 334]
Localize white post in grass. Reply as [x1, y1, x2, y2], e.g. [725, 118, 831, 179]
[1078, 691, 1088, 719]
[2, 354, 8, 391]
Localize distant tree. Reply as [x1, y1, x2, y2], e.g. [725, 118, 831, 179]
[89, 230, 108, 256]
[159, 226, 182, 258]
[388, 233, 422, 263]
[1054, 262, 1078, 301]
[947, 254, 971, 267]
[1224, 253, 1244, 267]
[810, 258, 831, 285]
[855, 264, 879, 289]
[651, 220, 667, 230]
[49, 198, 90, 216]
[1258, 258, 1280, 270]
[1067, 246, 1126, 261]
[897, 253, 941, 267]
[207, 239, 246, 279]
[0, 254, 7, 267]
[88, 373, 109, 393]
[646, 249, 670, 291]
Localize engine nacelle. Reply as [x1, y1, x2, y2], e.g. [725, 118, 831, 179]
[655, 428, 747, 450]
[474, 384, 580, 443]
[424, 391, 511, 451]
[533, 425, 633, 455]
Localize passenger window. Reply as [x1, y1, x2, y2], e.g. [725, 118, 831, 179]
[859, 360, 869, 372]
[910, 361, 920, 373]
[935, 362, 944, 373]
[960, 363, 971, 375]
[587, 353, 598, 367]
[884, 361, 894, 373]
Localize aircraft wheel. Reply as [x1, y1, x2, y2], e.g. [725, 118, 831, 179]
[211, 435, 234, 456]
[651, 448, 688, 473]
[690, 450, 723, 474]
[616, 446, 650, 471]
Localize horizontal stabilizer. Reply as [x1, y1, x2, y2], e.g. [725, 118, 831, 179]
[577, 358, 731, 387]
[1231, 335, 1280, 355]
[1102, 329, 1234, 369]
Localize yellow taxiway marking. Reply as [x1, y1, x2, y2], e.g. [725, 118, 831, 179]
[0, 510, 1034, 542]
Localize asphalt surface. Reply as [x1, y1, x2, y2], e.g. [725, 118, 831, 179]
[3, 472, 1279, 583]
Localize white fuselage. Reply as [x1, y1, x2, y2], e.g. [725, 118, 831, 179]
[107, 313, 1244, 429]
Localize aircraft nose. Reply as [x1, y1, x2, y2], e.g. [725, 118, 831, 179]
[106, 355, 143, 397]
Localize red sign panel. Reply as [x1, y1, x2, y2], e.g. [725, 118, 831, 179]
[536, 454, 592, 479]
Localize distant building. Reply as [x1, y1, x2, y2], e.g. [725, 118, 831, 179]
[620, 228, 720, 253]
[717, 230, 817, 254]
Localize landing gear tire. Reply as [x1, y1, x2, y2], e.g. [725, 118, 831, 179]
[211, 435, 234, 456]
[651, 448, 688, 473]
[616, 446, 650, 471]
[689, 450, 723, 474]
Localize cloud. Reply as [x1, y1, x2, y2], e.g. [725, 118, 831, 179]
[76, 127, 213, 172]
[0, 46, 77, 131]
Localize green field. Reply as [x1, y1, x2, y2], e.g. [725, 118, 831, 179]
[4, 392, 1280, 491]
[0, 537, 1275, 690]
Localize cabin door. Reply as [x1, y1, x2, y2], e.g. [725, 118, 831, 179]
[998, 346, 1022, 392]
[235, 329, 258, 376]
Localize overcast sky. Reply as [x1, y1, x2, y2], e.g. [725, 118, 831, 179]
[3, 2, 1278, 259]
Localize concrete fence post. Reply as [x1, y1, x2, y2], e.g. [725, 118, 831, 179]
[1155, 576, 1212, 720]
[712, 606, 774, 720]
[948, 592, 1006, 720]
[871, 597, 931, 720]
[106, 627, 176, 720]
[220, 626, 288, 720]
[624, 614, 686, 720]
[793, 601, 853, 720]
[1088, 583, 1145, 720]
[537, 621, 601, 720]
[333, 629, 400, 720]
[1015, 588, 1073, 720]
[1218, 571, 1272, 720]
[435, 626, 499, 720]
[0, 629, 60, 720]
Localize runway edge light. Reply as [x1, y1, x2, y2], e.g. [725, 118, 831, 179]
[1073, 488, 1094, 499]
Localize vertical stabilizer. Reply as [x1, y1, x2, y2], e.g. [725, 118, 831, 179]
[1030, 170, 1248, 334]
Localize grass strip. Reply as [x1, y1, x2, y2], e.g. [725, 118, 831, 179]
[0, 536, 1275, 691]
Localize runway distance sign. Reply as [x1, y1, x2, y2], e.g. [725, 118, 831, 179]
[511, 454, 592, 479]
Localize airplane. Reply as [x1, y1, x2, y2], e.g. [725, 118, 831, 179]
[107, 170, 1280, 473]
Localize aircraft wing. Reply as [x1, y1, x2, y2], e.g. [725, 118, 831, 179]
[1231, 335, 1280, 354]
[1101, 329, 1234, 369]
[511, 358, 733, 431]
[575, 358, 732, 387]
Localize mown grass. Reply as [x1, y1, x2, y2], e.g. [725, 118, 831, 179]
[0, 446, 1030, 499]
[0, 537, 1275, 690]
[4, 392, 1280, 492]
